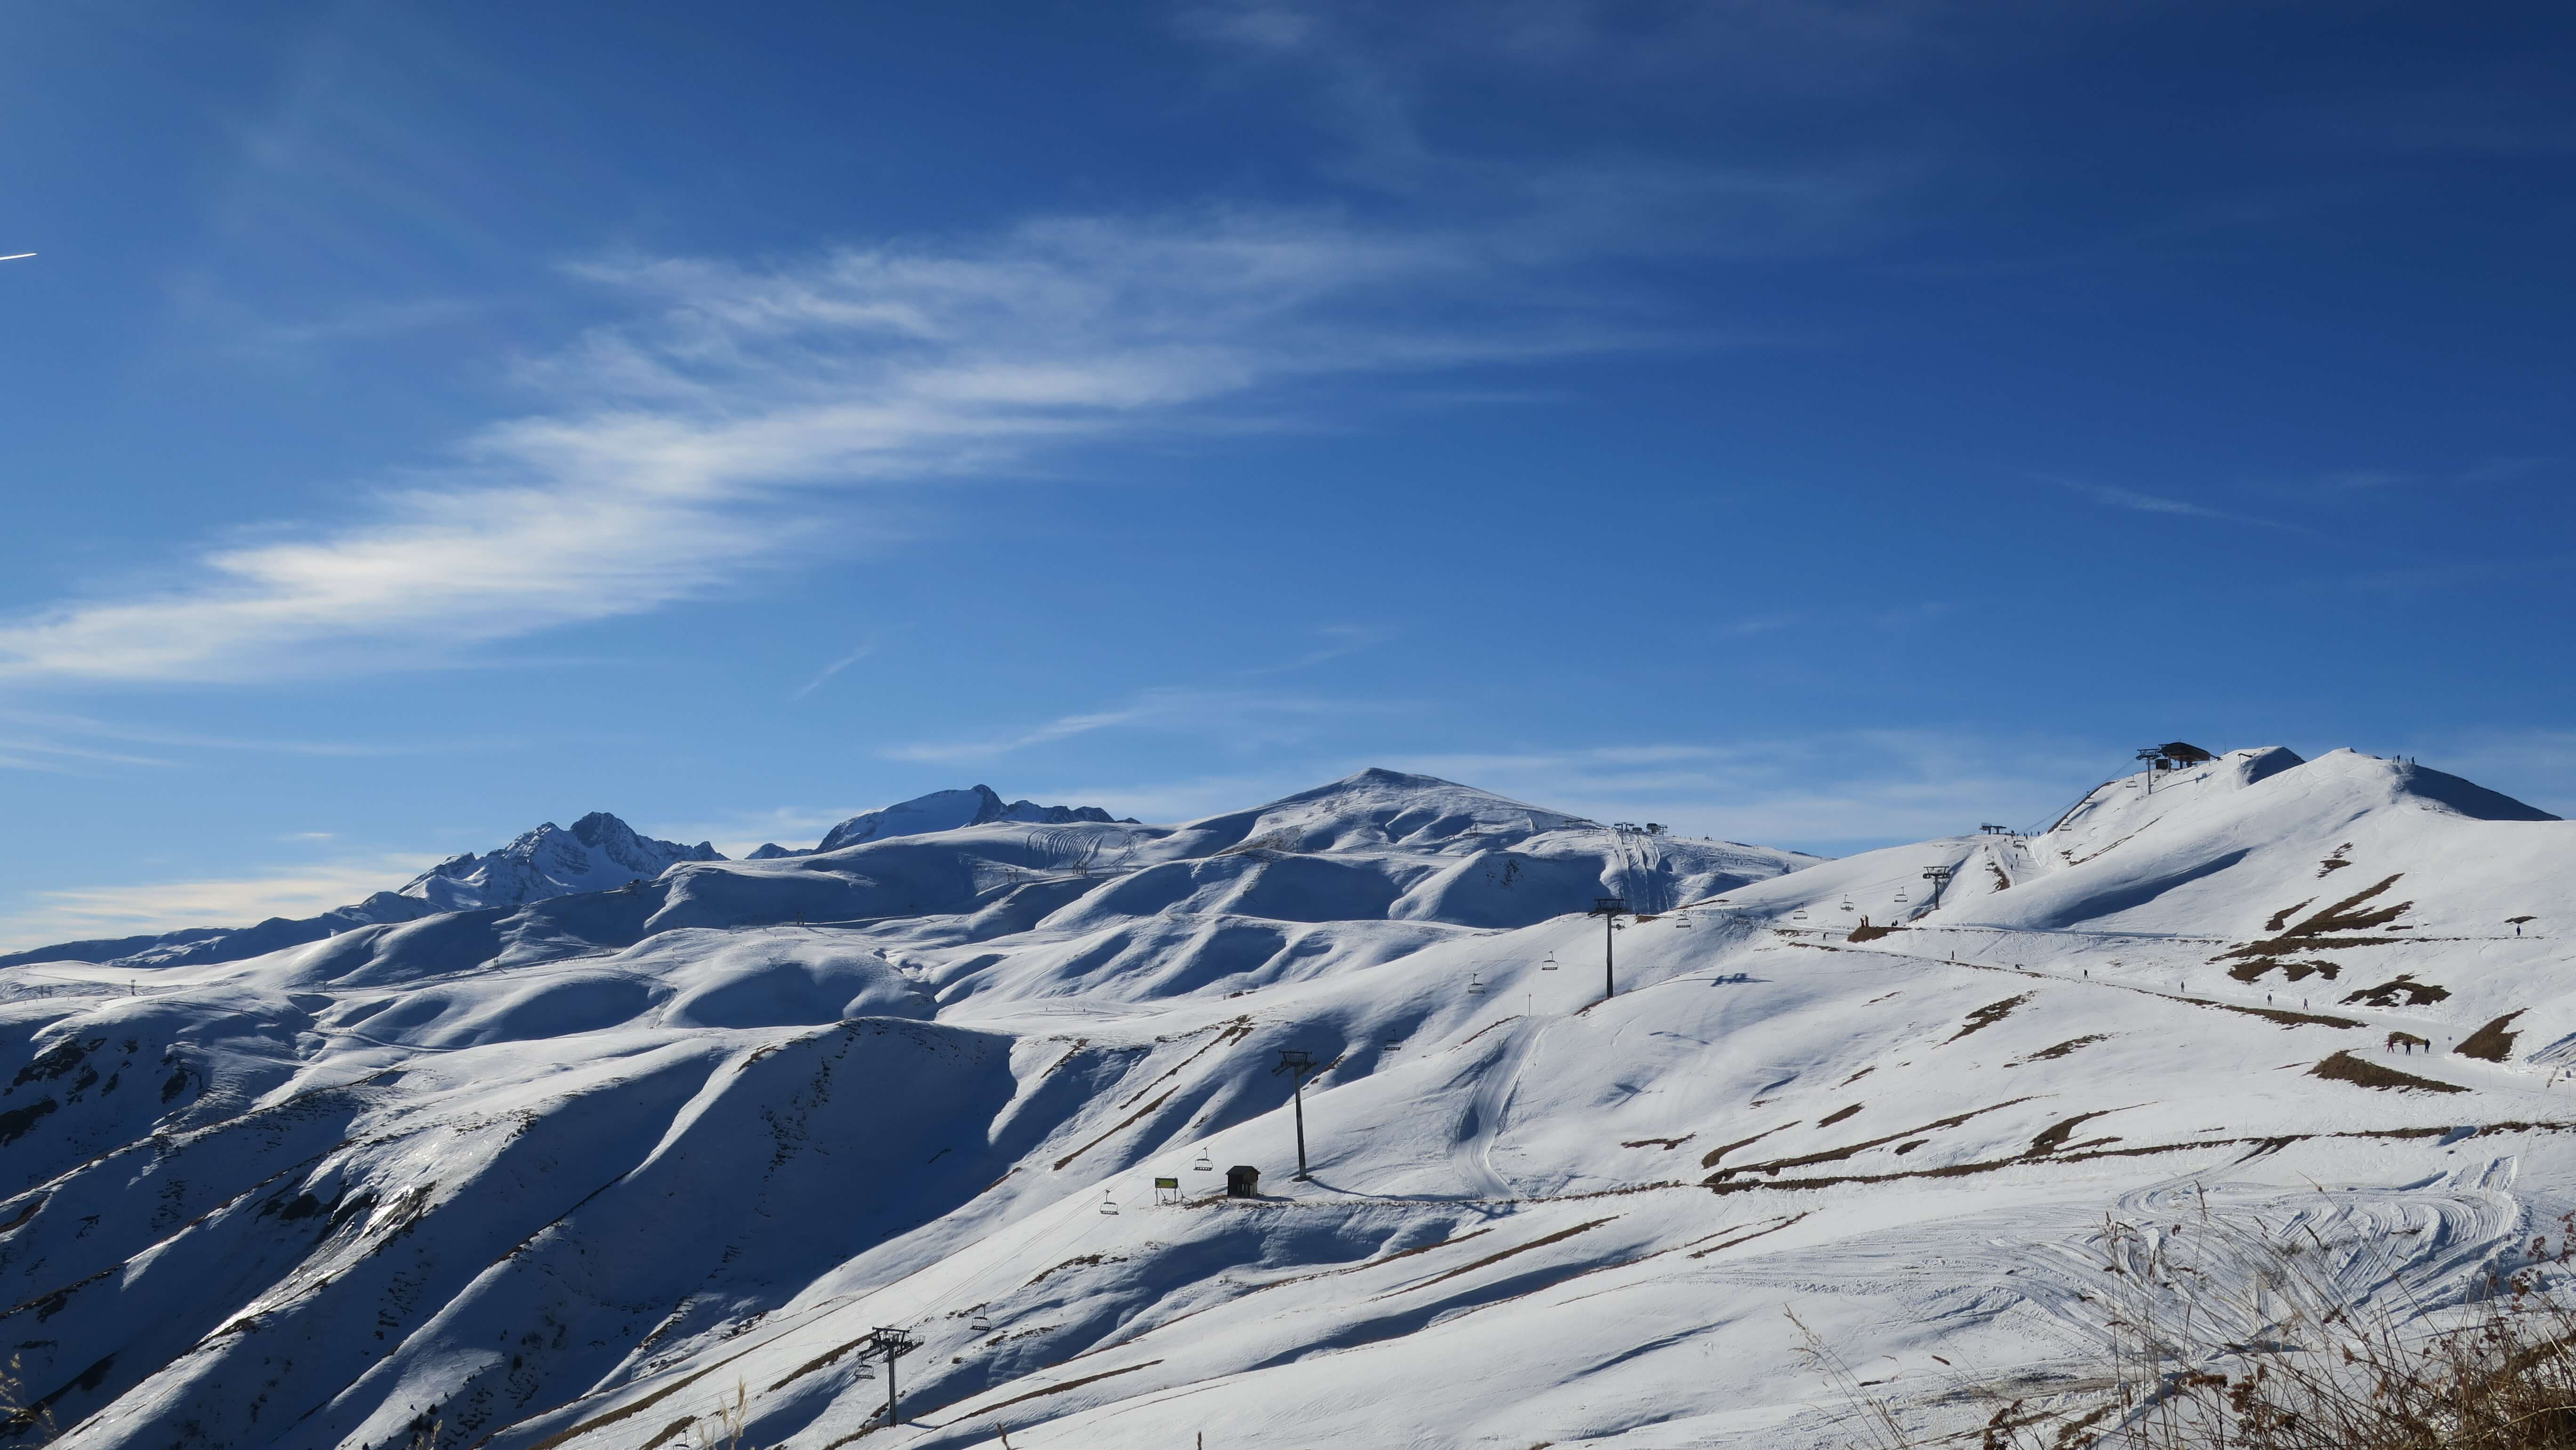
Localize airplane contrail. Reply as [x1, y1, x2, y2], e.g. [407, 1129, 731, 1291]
[0, 253, 33, 261]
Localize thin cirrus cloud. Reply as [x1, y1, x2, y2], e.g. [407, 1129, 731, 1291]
[983, 728, 2108, 850]
[1393, 729, 2107, 848]
[0, 707, 421, 761]
[2041, 474, 2312, 534]
[790, 636, 885, 701]
[0, 208, 1661, 687]
[881, 683, 1413, 764]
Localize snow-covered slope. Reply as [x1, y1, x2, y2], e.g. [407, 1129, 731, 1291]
[6, 756, 2573, 1450]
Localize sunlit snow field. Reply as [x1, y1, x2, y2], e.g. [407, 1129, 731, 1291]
[5, 753, 2572, 1449]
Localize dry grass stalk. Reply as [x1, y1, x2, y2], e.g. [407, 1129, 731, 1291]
[1918, 1195, 2576, 1449]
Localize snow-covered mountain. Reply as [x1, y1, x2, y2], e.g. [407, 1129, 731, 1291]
[738, 786, 1132, 859]
[802, 784, 1132, 854]
[0, 891, 438, 972]
[0, 811, 720, 973]
[0, 792, 1131, 972]
[5, 754, 2572, 1450]
[398, 810, 724, 911]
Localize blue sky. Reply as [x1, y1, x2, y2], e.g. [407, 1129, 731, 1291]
[3, 1, 2572, 949]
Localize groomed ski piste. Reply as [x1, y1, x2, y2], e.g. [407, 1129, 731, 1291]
[2, 752, 2570, 1449]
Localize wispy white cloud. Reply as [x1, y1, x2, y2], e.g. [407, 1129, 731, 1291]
[2046, 476, 2234, 520]
[0, 207, 1685, 685]
[0, 854, 438, 955]
[1716, 612, 1806, 637]
[2299, 457, 2560, 494]
[2457, 455, 2561, 485]
[2041, 475, 2313, 535]
[1386, 729, 2108, 850]
[0, 737, 174, 773]
[791, 636, 883, 701]
[882, 683, 1415, 764]
[0, 707, 424, 758]
[1235, 624, 1393, 677]
[640, 804, 872, 860]
[1027, 729, 2113, 848]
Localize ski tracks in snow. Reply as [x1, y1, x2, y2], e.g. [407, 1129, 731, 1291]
[1455, 1017, 1549, 1200]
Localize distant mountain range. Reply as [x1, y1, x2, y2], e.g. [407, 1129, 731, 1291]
[10, 757, 2566, 1442]
[8, 755, 2571, 1448]
[0, 785, 1127, 969]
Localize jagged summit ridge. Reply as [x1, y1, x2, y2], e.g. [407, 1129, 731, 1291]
[400, 810, 724, 912]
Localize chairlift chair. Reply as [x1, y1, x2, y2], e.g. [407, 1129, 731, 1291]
[1191, 1151, 1213, 1173]
[1793, 908, 1808, 922]
[1539, 951, 1558, 971]
[1467, 973, 1486, 996]
[971, 1312, 992, 1334]
[1099, 1191, 1119, 1216]
[853, 1359, 877, 1381]
[1673, 911, 1692, 930]
[1839, 899, 1854, 913]
[1894, 889, 1909, 904]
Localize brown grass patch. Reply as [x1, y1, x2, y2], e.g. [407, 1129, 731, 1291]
[2341, 973, 2450, 1007]
[1706, 1098, 2036, 1184]
[2227, 957, 2342, 983]
[1391, 1216, 1616, 1295]
[1946, 994, 2030, 1043]
[1700, 1123, 1796, 1168]
[2014, 1034, 2109, 1064]
[2310, 1050, 2467, 1093]
[953, 1359, 1163, 1424]
[2197, 999, 2364, 1029]
[2457, 1010, 2525, 1063]
[2027, 1109, 2121, 1154]
[2217, 873, 2412, 964]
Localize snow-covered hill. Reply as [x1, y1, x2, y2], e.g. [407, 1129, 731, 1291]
[4, 755, 2572, 1450]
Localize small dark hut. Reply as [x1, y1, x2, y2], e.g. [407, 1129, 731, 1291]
[1225, 1165, 1261, 1199]
[2156, 741, 2216, 764]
